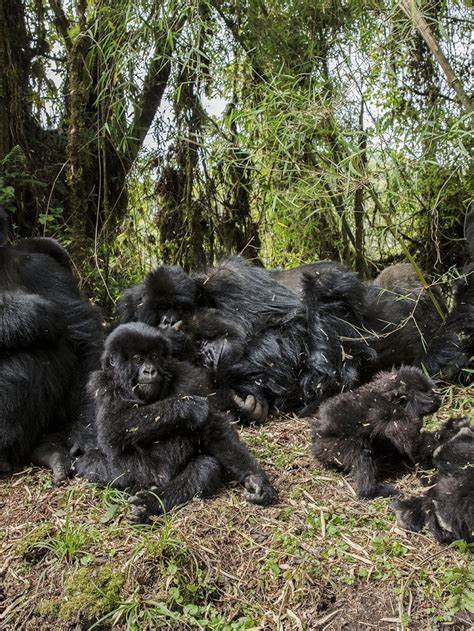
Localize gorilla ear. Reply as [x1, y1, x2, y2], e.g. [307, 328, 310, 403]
[101, 351, 115, 369]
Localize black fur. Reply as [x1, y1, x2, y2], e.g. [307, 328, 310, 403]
[0, 216, 102, 481]
[423, 206, 474, 380]
[116, 257, 373, 417]
[74, 323, 275, 523]
[310, 367, 441, 498]
[392, 424, 473, 543]
[272, 259, 445, 378]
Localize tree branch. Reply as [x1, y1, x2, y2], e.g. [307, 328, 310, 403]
[49, 0, 72, 51]
[125, 15, 187, 170]
[399, 0, 473, 119]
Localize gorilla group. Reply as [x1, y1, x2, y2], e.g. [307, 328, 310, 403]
[1, 202, 473, 538]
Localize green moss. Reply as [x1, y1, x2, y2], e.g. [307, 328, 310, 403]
[16, 522, 56, 563]
[39, 565, 124, 622]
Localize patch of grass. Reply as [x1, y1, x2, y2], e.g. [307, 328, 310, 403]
[18, 517, 100, 563]
[17, 490, 101, 563]
[39, 564, 124, 622]
[2, 388, 473, 629]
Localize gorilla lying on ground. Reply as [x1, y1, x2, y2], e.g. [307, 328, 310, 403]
[117, 257, 373, 418]
[0, 208, 102, 482]
[74, 323, 275, 523]
[392, 422, 473, 543]
[273, 259, 445, 378]
[364, 263, 445, 375]
[310, 366, 441, 498]
[423, 205, 474, 381]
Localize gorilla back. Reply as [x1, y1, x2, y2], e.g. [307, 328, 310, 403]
[0, 214, 102, 475]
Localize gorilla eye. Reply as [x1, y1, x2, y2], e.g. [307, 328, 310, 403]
[132, 354, 143, 364]
[150, 352, 160, 361]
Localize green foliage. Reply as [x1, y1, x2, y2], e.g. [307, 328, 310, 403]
[3, 0, 472, 287]
[39, 565, 124, 622]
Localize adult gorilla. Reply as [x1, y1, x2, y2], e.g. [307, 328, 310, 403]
[273, 260, 445, 377]
[0, 209, 102, 481]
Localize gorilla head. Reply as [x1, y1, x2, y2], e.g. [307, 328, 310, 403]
[117, 265, 200, 328]
[103, 323, 175, 402]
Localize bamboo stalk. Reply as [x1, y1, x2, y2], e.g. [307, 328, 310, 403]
[399, 0, 473, 119]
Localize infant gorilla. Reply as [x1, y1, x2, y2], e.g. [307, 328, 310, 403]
[310, 367, 440, 498]
[392, 421, 473, 543]
[74, 323, 275, 523]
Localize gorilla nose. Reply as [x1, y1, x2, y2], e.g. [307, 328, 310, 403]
[141, 365, 158, 382]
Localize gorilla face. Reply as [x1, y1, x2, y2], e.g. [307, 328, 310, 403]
[104, 323, 173, 402]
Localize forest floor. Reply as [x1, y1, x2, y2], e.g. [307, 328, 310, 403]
[0, 383, 473, 631]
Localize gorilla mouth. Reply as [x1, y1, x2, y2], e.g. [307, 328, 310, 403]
[136, 381, 161, 401]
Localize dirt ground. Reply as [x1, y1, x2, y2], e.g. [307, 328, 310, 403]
[0, 386, 473, 630]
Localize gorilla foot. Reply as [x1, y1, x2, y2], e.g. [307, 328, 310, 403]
[243, 474, 275, 506]
[127, 487, 164, 524]
[31, 443, 72, 484]
[233, 393, 269, 424]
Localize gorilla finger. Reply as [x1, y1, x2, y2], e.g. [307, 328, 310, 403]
[232, 392, 245, 407]
[127, 507, 150, 525]
[244, 474, 261, 495]
[52, 465, 70, 485]
[69, 442, 82, 457]
[244, 394, 256, 412]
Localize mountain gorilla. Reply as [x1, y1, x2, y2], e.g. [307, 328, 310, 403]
[310, 367, 441, 498]
[392, 423, 473, 543]
[117, 257, 373, 418]
[273, 259, 445, 378]
[74, 323, 275, 523]
[423, 206, 474, 381]
[0, 208, 102, 482]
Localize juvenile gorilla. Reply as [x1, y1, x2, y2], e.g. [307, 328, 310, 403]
[392, 423, 473, 543]
[310, 367, 441, 498]
[0, 209, 102, 481]
[74, 323, 275, 523]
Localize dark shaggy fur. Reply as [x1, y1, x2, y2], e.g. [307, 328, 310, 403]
[392, 423, 473, 543]
[74, 323, 275, 523]
[116, 257, 373, 417]
[363, 263, 445, 375]
[272, 258, 445, 378]
[310, 367, 441, 498]
[0, 214, 102, 481]
[423, 206, 474, 381]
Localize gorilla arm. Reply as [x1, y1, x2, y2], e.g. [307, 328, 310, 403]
[200, 408, 275, 505]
